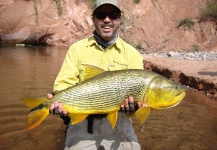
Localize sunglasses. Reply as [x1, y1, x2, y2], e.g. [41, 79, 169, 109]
[95, 11, 121, 20]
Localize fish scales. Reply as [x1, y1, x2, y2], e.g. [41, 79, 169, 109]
[53, 69, 156, 113]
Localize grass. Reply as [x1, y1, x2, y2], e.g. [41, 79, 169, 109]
[33, 0, 38, 24]
[54, 0, 62, 16]
[191, 44, 200, 52]
[134, 0, 141, 4]
[89, 0, 96, 9]
[135, 42, 142, 50]
[177, 18, 195, 29]
[200, 0, 217, 21]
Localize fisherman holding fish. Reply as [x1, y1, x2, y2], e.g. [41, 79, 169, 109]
[21, 0, 186, 148]
[48, 0, 143, 149]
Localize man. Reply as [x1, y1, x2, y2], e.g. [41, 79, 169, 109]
[48, 0, 144, 149]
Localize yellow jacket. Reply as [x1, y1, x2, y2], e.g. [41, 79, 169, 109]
[54, 36, 144, 91]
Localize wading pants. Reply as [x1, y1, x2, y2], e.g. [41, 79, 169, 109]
[64, 112, 141, 150]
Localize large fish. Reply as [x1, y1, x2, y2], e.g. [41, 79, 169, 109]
[21, 65, 186, 130]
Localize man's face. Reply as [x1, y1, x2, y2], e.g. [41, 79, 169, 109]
[93, 5, 121, 42]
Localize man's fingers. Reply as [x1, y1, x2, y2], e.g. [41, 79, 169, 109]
[58, 103, 63, 112]
[121, 96, 141, 114]
[54, 107, 61, 114]
[137, 102, 142, 108]
[124, 99, 129, 107]
[49, 101, 68, 115]
[54, 101, 59, 108]
[129, 101, 135, 112]
[128, 96, 134, 103]
[128, 96, 134, 111]
[47, 93, 53, 100]
[120, 104, 125, 112]
[62, 109, 68, 115]
[50, 103, 55, 112]
[124, 99, 130, 113]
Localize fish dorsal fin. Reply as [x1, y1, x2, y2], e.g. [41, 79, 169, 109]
[81, 64, 105, 81]
[106, 111, 118, 128]
[68, 114, 88, 125]
[135, 106, 150, 124]
[20, 97, 48, 109]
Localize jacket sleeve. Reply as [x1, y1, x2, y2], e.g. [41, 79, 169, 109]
[53, 46, 80, 92]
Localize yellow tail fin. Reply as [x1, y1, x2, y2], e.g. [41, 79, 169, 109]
[20, 97, 50, 130]
[21, 97, 48, 109]
[27, 103, 49, 130]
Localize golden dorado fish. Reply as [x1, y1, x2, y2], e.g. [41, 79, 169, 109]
[21, 65, 186, 130]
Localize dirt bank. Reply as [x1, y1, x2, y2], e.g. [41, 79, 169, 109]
[143, 55, 217, 101]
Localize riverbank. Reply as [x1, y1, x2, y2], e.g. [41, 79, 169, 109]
[142, 53, 217, 101]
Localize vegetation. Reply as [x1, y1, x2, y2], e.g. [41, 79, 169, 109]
[120, 10, 126, 25]
[54, 0, 62, 16]
[33, 0, 38, 24]
[89, 0, 96, 8]
[133, 0, 140, 4]
[200, 0, 217, 21]
[177, 18, 195, 29]
[191, 44, 200, 52]
[151, 0, 158, 5]
[135, 42, 142, 50]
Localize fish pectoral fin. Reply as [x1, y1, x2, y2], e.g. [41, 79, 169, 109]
[135, 107, 150, 124]
[68, 114, 88, 125]
[106, 111, 118, 128]
[27, 105, 49, 130]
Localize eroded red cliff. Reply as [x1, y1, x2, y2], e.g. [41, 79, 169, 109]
[0, 0, 216, 51]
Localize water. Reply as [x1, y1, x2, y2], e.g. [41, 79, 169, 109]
[0, 46, 217, 150]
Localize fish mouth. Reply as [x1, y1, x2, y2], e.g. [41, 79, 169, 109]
[176, 91, 186, 100]
[168, 91, 186, 108]
[151, 90, 186, 109]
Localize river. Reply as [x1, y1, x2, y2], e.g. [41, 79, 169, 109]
[0, 45, 217, 150]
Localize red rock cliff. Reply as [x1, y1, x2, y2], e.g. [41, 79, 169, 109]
[0, 0, 216, 51]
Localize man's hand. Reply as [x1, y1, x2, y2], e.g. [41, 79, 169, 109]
[47, 93, 68, 115]
[120, 96, 142, 114]
[48, 94, 140, 115]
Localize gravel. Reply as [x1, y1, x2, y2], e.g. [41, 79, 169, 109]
[144, 51, 217, 61]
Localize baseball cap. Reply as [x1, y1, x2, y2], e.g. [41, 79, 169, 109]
[93, 0, 121, 13]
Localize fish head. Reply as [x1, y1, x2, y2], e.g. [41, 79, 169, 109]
[146, 76, 186, 109]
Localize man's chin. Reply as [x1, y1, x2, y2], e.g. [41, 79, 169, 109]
[101, 35, 113, 41]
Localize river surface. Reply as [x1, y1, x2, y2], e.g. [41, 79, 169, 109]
[0, 46, 217, 150]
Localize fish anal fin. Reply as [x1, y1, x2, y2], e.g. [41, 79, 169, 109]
[21, 97, 48, 109]
[81, 64, 105, 81]
[135, 107, 150, 123]
[106, 111, 118, 128]
[68, 114, 88, 125]
[27, 106, 49, 130]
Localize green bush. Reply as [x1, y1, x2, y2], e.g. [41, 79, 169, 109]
[191, 44, 200, 52]
[200, 0, 217, 21]
[135, 42, 142, 50]
[177, 18, 195, 29]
